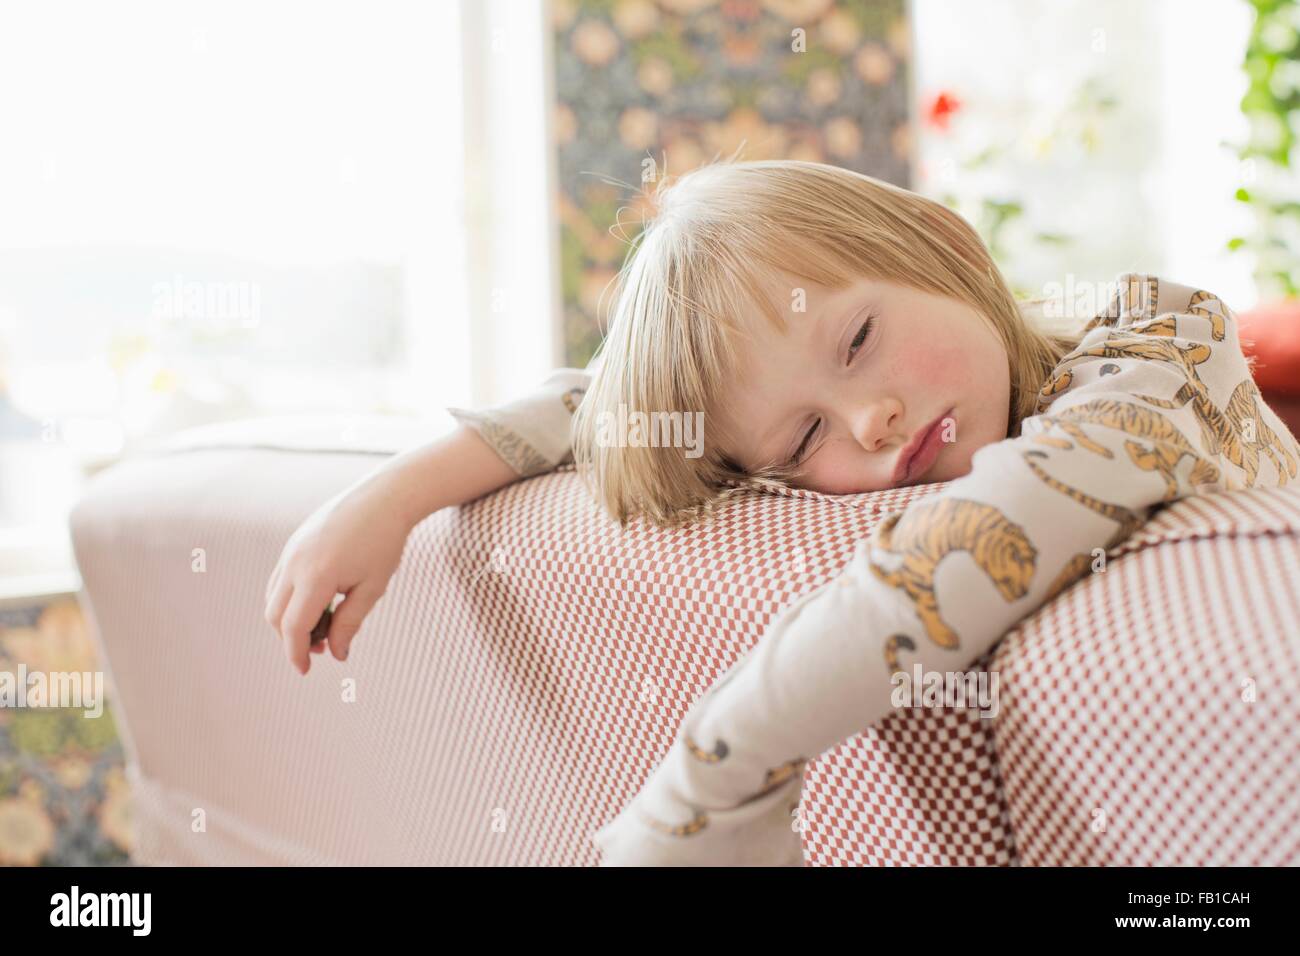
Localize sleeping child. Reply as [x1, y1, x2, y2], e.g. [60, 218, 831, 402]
[264, 158, 1300, 866]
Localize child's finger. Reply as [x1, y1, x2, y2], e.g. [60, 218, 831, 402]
[324, 582, 384, 662]
[265, 575, 292, 635]
[280, 582, 336, 675]
[264, 558, 285, 609]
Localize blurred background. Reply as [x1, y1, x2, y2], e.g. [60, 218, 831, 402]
[0, 0, 1296, 864]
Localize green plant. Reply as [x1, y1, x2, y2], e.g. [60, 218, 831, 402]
[1230, 0, 1300, 298]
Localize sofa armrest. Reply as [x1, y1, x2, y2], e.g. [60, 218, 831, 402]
[70, 415, 442, 864]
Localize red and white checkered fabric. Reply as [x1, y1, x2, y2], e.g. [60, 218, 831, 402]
[992, 487, 1300, 866]
[72, 443, 1300, 865]
[440, 470, 1015, 866]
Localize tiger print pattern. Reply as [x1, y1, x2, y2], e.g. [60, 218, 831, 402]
[1187, 288, 1228, 341]
[561, 387, 585, 414]
[867, 499, 1037, 676]
[1224, 377, 1298, 484]
[1034, 399, 1222, 502]
[636, 736, 805, 838]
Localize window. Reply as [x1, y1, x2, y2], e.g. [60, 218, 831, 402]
[0, 0, 558, 593]
[0, 0, 559, 444]
[912, 0, 1255, 312]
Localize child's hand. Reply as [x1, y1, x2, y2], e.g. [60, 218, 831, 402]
[264, 479, 412, 674]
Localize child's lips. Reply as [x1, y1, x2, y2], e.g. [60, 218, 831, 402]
[893, 408, 954, 485]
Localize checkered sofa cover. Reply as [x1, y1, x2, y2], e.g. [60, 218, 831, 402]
[69, 416, 1300, 865]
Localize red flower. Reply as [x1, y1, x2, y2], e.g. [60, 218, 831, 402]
[721, 0, 760, 22]
[926, 91, 961, 131]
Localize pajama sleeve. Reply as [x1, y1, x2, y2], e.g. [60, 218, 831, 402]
[592, 272, 1300, 866]
[446, 360, 596, 478]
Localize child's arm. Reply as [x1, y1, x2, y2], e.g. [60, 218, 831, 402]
[593, 273, 1300, 865]
[265, 364, 595, 674]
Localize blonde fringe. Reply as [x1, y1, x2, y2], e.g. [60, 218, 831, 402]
[571, 158, 1085, 530]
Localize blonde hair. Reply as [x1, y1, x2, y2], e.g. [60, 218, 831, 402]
[571, 158, 1082, 530]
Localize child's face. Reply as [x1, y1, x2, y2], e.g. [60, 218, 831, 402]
[714, 274, 1012, 494]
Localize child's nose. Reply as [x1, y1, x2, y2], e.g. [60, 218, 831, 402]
[849, 397, 904, 453]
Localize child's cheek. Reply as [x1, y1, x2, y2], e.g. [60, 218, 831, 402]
[890, 337, 972, 390]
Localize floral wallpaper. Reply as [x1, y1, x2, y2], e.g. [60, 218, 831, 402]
[552, 0, 913, 367]
[0, 600, 132, 866]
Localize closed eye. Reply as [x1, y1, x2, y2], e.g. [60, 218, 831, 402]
[789, 419, 820, 466]
[788, 313, 877, 465]
[847, 313, 876, 363]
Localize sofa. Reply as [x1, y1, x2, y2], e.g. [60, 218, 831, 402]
[68, 413, 1300, 865]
